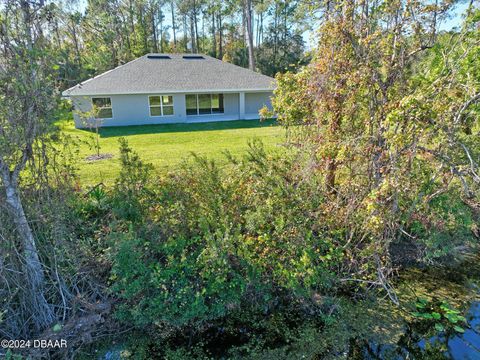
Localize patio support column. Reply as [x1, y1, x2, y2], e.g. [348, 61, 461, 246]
[239, 92, 245, 120]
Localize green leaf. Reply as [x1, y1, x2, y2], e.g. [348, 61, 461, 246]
[420, 313, 433, 320]
[415, 298, 428, 309]
[453, 325, 465, 333]
[434, 323, 445, 332]
[52, 323, 62, 332]
[432, 312, 441, 320]
[445, 313, 459, 323]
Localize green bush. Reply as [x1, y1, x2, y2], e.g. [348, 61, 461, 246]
[106, 139, 477, 357]
[110, 141, 340, 330]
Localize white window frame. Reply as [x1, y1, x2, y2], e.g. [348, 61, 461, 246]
[149, 95, 174, 117]
[91, 97, 113, 119]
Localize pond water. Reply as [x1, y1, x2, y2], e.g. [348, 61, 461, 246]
[99, 300, 480, 360]
[356, 251, 480, 360]
[441, 301, 480, 358]
[359, 300, 480, 359]
[96, 255, 480, 359]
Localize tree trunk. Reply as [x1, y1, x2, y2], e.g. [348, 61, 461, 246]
[202, 11, 205, 47]
[245, 0, 255, 71]
[283, 3, 288, 47]
[193, 1, 200, 53]
[159, 8, 164, 52]
[273, 3, 278, 69]
[70, 19, 82, 71]
[430, 0, 439, 45]
[325, 159, 337, 192]
[242, 3, 246, 47]
[1, 170, 54, 330]
[190, 15, 196, 52]
[152, 8, 158, 53]
[211, 10, 216, 57]
[218, 13, 223, 58]
[7, 1, 55, 331]
[140, 7, 148, 53]
[111, 43, 118, 68]
[255, 11, 258, 45]
[53, 17, 61, 49]
[183, 15, 188, 52]
[259, 10, 264, 44]
[325, 110, 341, 193]
[128, 0, 136, 52]
[171, 1, 177, 48]
[373, 130, 386, 187]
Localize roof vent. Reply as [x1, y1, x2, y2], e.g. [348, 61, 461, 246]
[183, 55, 205, 60]
[147, 55, 171, 59]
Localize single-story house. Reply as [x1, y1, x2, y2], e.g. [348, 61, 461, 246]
[62, 53, 276, 128]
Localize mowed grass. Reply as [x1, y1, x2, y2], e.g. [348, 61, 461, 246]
[58, 118, 285, 185]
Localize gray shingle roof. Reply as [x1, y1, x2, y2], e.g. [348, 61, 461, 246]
[63, 54, 276, 96]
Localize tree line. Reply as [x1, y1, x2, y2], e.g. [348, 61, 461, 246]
[48, 0, 309, 85]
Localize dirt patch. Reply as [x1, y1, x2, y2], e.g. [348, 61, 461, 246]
[85, 153, 113, 162]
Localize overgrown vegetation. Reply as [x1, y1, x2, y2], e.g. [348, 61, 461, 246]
[0, 0, 479, 359]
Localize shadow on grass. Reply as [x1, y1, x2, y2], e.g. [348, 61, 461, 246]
[77, 119, 278, 138]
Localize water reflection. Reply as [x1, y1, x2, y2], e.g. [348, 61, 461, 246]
[446, 301, 480, 359]
[361, 301, 480, 359]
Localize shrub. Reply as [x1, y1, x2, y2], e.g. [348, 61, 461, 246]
[110, 141, 342, 331]
[108, 139, 477, 356]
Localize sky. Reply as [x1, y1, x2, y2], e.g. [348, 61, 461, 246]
[439, 0, 472, 30]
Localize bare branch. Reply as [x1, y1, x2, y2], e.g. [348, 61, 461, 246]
[454, 91, 480, 125]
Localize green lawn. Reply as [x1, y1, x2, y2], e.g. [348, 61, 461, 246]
[59, 119, 285, 185]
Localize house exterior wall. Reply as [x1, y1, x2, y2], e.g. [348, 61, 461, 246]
[245, 92, 272, 119]
[71, 91, 273, 128]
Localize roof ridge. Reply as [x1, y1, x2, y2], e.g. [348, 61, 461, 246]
[145, 52, 208, 56]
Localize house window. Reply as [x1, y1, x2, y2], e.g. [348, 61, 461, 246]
[185, 94, 224, 115]
[186, 94, 198, 115]
[92, 97, 112, 119]
[149, 95, 174, 116]
[212, 94, 224, 114]
[198, 94, 211, 115]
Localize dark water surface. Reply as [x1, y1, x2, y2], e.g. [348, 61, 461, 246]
[359, 286, 480, 359]
[99, 255, 480, 359]
[443, 301, 480, 359]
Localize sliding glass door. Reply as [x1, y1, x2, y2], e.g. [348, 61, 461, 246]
[185, 94, 224, 115]
[186, 94, 197, 115]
